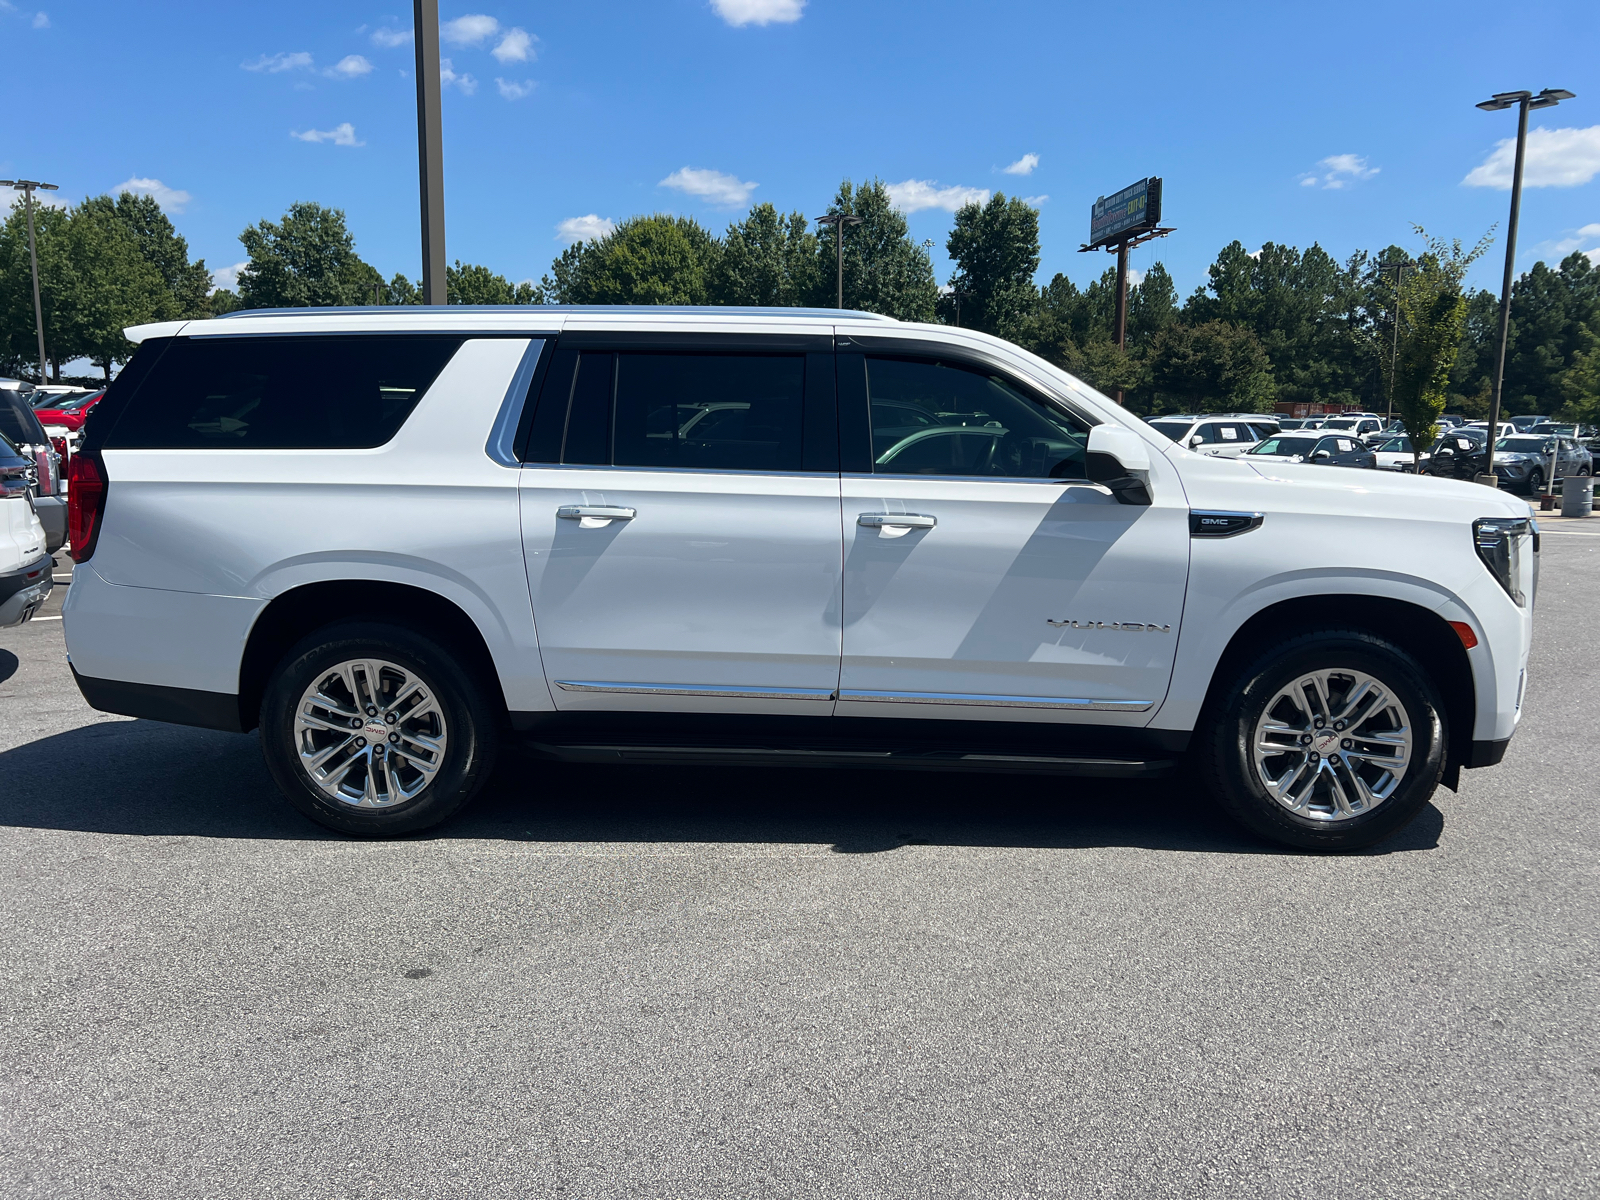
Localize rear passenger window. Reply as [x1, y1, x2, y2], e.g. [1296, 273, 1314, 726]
[865, 357, 1087, 478]
[103, 336, 464, 450]
[613, 354, 804, 471]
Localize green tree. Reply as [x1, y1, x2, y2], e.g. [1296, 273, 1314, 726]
[537, 214, 720, 305]
[446, 260, 535, 305]
[940, 192, 1040, 339]
[712, 204, 821, 307]
[237, 202, 383, 309]
[817, 179, 937, 321]
[57, 200, 169, 377]
[103, 192, 212, 320]
[0, 198, 70, 380]
[1393, 228, 1491, 465]
[1147, 320, 1277, 413]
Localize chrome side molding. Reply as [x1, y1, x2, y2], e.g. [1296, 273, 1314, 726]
[554, 680, 836, 701]
[838, 689, 1154, 712]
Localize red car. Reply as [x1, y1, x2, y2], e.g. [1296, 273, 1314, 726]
[30, 388, 105, 432]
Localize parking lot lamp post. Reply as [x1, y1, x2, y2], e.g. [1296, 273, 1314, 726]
[413, 0, 447, 304]
[0, 179, 59, 384]
[815, 213, 863, 309]
[1375, 258, 1412, 425]
[1473, 88, 1575, 487]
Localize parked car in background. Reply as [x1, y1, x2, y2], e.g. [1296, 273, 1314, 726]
[0, 433, 52, 627]
[1509, 415, 1550, 432]
[1439, 414, 1467, 427]
[1490, 435, 1592, 494]
[1372, 436, 1422, 472]
[1243, 433, 1377, 469]
[0, 388, 65, 553]
[1424, 429, 1489, 481]
[1274, 417, 1311, 430]
[1146, 415, 1263, 458]
[1463, 421, 1517, 440]
[1320, 416, 1387, 443]
[31, 388, 104, 432]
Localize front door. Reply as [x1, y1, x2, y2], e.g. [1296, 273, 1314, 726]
[836, 351, 1189, 722]
[520, 345, 843, 712]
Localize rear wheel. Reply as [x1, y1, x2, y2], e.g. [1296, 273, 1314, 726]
[1197, 630, 1445, 851]
[259, 622, 500, 836]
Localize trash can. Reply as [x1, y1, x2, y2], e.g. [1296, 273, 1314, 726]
[1561, 475, 1594, 518]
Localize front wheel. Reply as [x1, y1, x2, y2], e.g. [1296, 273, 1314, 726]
[1196, 630, 1445, 851]
[259, 622, 500, 836]
[1525, 468, 1544, 495]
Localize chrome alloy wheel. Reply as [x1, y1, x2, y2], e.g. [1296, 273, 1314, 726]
[293, 659, 449, 809]
[1251, 668, 1413, 822]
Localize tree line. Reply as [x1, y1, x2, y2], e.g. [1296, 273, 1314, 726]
[3, 182, 1596, 430]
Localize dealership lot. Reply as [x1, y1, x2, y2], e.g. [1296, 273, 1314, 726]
[1, 534, 1596, 1199]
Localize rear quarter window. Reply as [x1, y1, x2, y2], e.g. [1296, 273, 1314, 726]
[102, 335, 465, 450]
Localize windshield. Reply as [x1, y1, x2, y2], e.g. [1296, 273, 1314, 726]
[1321, 418, 1358, 430]
[1378, 437, 1410, 452]
[1148, 422, 1191, 442]
[1496, 436, 1554, 453]
[1248, 436, 1320, 457]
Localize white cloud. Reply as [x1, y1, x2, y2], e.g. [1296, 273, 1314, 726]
[112, 177, 192, 213]
[291, 122, 364, 146]
[243, 51, 313, 73]
[1127, 267, 1146, 287]
[1022, 194, 1048, 207]
[210, 261, 247, 293]
[885, 179, 989, 213]
[496, 77, 535, 100]
[442, 13, 499, 45]
[1003, 153, 1039, 176]
[439, 58, 477, 94]
[1299, 154, 1380, 190]
[660, 166, 758, 207]
[493, 27, 534, 62]
[1542, 223, 1600, 263]
[557, 214, 615, 244]
[712, 0, 805, 26]
[371, 26, 412, 48]
[325, 54, 373, 79]
[32, 10, 47, 28]
[1463, 125, 1600, 190]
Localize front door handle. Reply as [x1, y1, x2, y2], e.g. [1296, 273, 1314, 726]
[858, 513, 936, 529]
[557, 505, 636, 521]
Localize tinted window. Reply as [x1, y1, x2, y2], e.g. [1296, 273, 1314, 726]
[0, 392, 48, 447]
[611, 354, 804, 471]
[1248, 436, 1318, 456]
[103, 335, 464, 450]
[865, 357, 1087, 478]
[1149, 422, 1192, 443]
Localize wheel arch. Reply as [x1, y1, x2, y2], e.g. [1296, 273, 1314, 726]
[1195, 594, 1475, 785]
[238, 580, 507, 733]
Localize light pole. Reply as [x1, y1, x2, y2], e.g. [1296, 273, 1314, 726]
[815, 213, 862, 309]
[1375, 257, 1413, 425]
[1473, 87, 1575, 487]
[0, 178, 59, 384]
[413, 0, 447, 304]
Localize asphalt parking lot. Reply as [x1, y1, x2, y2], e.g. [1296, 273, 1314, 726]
[2, 530, 1597, 1200]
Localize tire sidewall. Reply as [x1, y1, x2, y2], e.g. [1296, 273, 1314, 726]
[1205, 633, 1445, 851]
[259, 621, 498, 836]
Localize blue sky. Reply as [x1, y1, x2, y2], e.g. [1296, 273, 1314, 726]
[5, 0, 1599, 301]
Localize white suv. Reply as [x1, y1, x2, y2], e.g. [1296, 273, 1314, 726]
[1, 433, 52, 626]
[1146, 416, 1268, 458]
[61, 308, 1537, 851]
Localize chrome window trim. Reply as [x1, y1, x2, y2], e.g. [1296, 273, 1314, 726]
[518, 462, 841, 480]
[484, 338, 545, 467]
[554, 680, 837, 701]
[841, 471, 1109, 490]
[837, 689, 1154, 712]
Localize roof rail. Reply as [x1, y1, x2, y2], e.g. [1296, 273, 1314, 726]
[213, 304, 899, 322]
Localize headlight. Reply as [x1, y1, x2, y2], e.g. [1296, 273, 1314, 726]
[1473, 517, 1538, 607]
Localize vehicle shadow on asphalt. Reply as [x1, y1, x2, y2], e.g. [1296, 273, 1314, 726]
[0, 719, 1443, 856]
[0, 648, 17, 685]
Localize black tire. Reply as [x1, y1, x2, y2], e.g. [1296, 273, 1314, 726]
[1525, 468, 1544, 496]
[1196, 629, 1445, 851]
[259, 621, 500, 836]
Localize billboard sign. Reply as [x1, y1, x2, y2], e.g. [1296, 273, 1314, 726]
[1088, 177, 1162, 249]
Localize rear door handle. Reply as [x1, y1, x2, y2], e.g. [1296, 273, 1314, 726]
[858, 513, 936, 529]
[557, 505, 636, 521]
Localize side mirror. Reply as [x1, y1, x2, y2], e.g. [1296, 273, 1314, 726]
[1188, 434, 1205, 449]
[1312, 450, 1332, 460]
[1086, 424, 1152, 506]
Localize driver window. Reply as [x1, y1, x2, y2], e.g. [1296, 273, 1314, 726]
[864, 356, 1088, 478]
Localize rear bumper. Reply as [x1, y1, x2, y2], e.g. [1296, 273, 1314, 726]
[0, 554, 52, 626]
[70, 667, 245, 732]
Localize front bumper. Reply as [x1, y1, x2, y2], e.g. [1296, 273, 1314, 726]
[0, 553, 52, 626]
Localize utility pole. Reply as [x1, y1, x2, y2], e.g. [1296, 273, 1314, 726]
[1473, 87, 1575, 487]
[1080, 226, 1172, 405]
[815, 212, 862, 309]
[413, 0, 447, 304]
[0, 179, 60, 384]
[1376, 258, 1412, 425]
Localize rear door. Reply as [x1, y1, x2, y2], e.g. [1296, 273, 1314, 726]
[835, 346, 1189, 721]
[518, 335, 844, 712]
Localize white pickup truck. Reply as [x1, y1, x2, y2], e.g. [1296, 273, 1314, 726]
[61, 308, 1536, 851]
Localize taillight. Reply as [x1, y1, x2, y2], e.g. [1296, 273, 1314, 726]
[32, 447, 54, 496]
[50, 435, 69, 475]
[67, 451, 107, 563]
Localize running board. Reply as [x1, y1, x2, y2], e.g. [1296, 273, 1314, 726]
[525, 741, 1174, 777]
